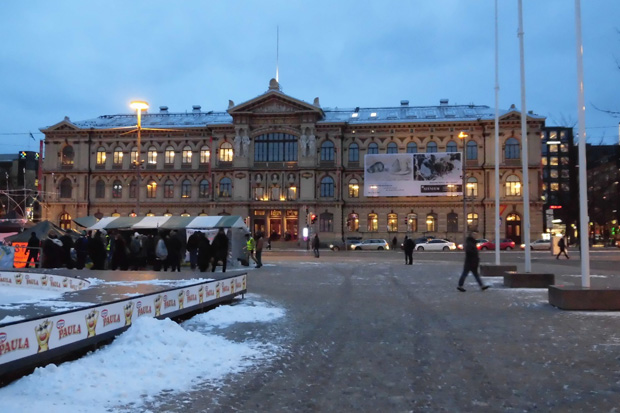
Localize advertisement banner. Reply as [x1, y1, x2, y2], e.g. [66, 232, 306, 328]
[0, 271, 88, 291]
[364, 152, 463, 197]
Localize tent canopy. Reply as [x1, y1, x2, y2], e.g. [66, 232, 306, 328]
[86, 216, 248, 232]
[5, 220, 76, 243]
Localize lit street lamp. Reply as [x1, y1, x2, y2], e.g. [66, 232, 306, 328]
[130, 100, 149, 216]
[459, 131, 469, 243]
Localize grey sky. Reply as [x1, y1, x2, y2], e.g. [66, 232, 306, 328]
[1, 1, 619, 154]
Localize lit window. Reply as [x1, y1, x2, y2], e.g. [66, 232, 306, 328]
[199, 179, 210, 198]
[61, 146, 74, 166]
[467, 213, 479, 232]
[348, 178, 359, 198]
[407, 214, 417, 232]
[147, 146, 157, 164]
[112, 180, 122, 198]
[351, 113, 359, 118]
[59, 213, 72, 230]
[370, 112, 377, 117]
[147, 180, 157, 198]
[130, 147, 138, 165]
[219, 143, 233, 162]
[347, 213, 359, 232]
[367, 213, 378, 232]
[506, 175, 521, 196]
[113, 147, 123, 165]
[426, 214, 437, 232]
[200, 145, 210, 164]
[96, 147, 106, 165]
[182, 146, 192, 165]
[466, 177, 478, 197]
[165, 146, 175, 165]
[387, 213, 398, 232]
[287, 186, 297, 200]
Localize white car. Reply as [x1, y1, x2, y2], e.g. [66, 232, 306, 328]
[520, 239, 551, 250]
[416, 239, 457, 251]
[355, 239, 390, 250]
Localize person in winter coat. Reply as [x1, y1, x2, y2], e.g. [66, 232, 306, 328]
[88, 231, 106, 270]
[186, 231, 201, 270]
[154, 232, 168, 271]
[211, 228, 229, 272]
[26, 232, 40, 268]
[166, 230, 183, 272]
[457, 235, 489, 292]
[403, 235, 415, 265]
[255, 232, 265, 268]
[197, 232, 212, 272]
[312, 234, 320, 258]
[110, 232, 129, 270]
[59, 233, 75, 269]
[74, 232, 89, 270]
[556, 236, 569, 259]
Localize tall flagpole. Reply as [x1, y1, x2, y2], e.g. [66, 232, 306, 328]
[575, 0, 590, 286]
[494, 0, 501, 264]
[518, 0, 532, 272]
[276, 26, 279, 83]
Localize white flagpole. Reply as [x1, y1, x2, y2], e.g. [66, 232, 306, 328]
[494, 0, 501, 265]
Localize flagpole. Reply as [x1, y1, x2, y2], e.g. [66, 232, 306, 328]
[494, 0, 501, 264]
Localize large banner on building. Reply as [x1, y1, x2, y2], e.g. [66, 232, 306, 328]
[364, 152, 463, 197]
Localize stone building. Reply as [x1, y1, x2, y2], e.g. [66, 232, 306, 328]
[40, 79, 545, 244]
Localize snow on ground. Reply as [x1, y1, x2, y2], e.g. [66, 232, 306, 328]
[0, 294, 286, 413]
[0, 285, 93, 313]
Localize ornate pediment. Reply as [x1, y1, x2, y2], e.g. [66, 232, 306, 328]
[41, 117, 80, 132]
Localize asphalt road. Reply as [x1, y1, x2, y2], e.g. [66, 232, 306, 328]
[144, 249, 620, 412]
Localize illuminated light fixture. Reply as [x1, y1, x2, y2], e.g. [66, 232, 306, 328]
[351, 113, 359, 118]
[546, 140, 561, 145]
[370, 112, 377, 117]
[552, 219, 563, 223]
[458, 131, 469, 139]
[130, 101, 149, 111]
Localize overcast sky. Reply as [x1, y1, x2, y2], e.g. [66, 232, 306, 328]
[1, 1, 619, 154]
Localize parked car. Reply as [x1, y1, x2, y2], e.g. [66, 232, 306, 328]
[478, 238, 516, 251]
[415, 239, 457, 251]
[520, 239, 551, 250]
[354, 239, 390, 250]
[329, 238, 362, 251]
[457, 238, 487, 250]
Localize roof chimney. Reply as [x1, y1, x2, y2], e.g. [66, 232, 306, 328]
[440, 99, 449, 105]
[159, 106, 169, 114]
[192, 105, 201, 113]
[400, 100, 409, 106]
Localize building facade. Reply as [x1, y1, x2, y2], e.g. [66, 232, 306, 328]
[40, 79, 545, 244]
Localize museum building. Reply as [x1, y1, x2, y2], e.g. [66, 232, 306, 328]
[40, 79, 545, 245]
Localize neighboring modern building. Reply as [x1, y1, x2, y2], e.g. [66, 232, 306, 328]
[585, 143, 620, 244]
[40, 79, 545, 244]
[0, 151, 41, 220]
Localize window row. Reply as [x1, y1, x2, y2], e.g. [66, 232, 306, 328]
[59, 178, 224, 199]
[345, 212, 483, 233]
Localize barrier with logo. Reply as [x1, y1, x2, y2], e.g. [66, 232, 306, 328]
[0, 271, 89, 291]
[0, 273, 247, 383]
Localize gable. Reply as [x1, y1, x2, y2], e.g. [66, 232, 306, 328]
[40, 117, 80, 132]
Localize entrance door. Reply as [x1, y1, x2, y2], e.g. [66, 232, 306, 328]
[269, 218, 282, 240]
[285, 218, 298, 241]
[505, 213, 521, 245]
[254, 219, 266, 237]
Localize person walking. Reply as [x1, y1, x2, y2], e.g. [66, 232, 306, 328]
[392, 236, 398, 251]
[244, 233, 258, 266]
[457, 234, 489, 292]
[255, 232, 264, 268]
[556, 235, 569, 259]
[211, 228, 229, 272]
[403, 235, 414, 265]
[26, 232, 40, 268]
[312, 233, 320, 258]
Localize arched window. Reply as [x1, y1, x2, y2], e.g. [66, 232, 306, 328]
[406, 142, 417, 153]
[60, 178, 72, 198]
[426, 142, 437, 153]
[199, 179, 210, 198]
[254, 133, 298, 162]
[506, 174, 522, 196]
[129, 179, 137, 199]
[347, 213, 359, 232]
[200, 145, 210, 164]
[426, 214, 437, 232]
[387, 142, 398, 154]
[219, 142, 233, 162]
[466, 177, 478, 197]
[467, 213, 479, 232]
[182, 146, 192, 165]
[95, 180, 105, 198]
[146, 180, 157, 198]
[321, 140, 334, 161]
[320, 176, 334, 197]
[349, 143, 359, 162]
[505, 138, 520, 159]
[181, 179, 191, 198]
[387, 213, 398, 232]
[112, 180, 122, 198]
[407, 213, 418, 232]
[96, 147, 106, 166]
[147, 146, 157, 165]
[113, 147, 123, 166]
[367, 213, 378, 232]
[219, 177, 232, 197]
[348, 178, 359, 198]
[368, 143, 379, 155]
[165, 146, 175, 165]
[319, 212, 333, 232]
[447, 212, 458, 233]
[164, 180, 174, 198]
[466, 141, 478, 160]
[446, 141, 458, 152]
[59, 213, 72, 230]
[130, 146, 138, 165]
[61, 146, 74, 166]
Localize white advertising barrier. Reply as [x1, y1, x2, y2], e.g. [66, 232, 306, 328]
[0, 274, 247, 368]
[0, 271, 89, 292]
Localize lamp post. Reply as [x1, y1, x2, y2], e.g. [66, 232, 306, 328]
[130, 101, 149, 216]
[459, 131, 469, 243]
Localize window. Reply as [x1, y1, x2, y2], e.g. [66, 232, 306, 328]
[387, 213, 398, 232]
[270, 185, 281, 201]
[447, 212, 458, 233]
[254, 133, 298, 162]
[219, 177, 232, 197]
[367, 213, 378, 232]
[387, 142, 398, 154]
[348, 178, 359, 198]
[321, 140, 334, 161]
[368, 143, 379, 154]
[199, 179, 210, 198]
[347, 213, 359, 232]
[165, 146, 175, 165]
[407, 213, 417, 232]
[406, 142, 417, 153]
[131, 147, 138, 165]
[349, 143, 359, 162]
[466, 141, 478, 160]
[254, 186, 265, 201]
[320, 212, 333, 232]
[287, 185, 297, 200]
[96, 147, 106, 166]
[505, 138, 520, 159]
[549, 144, 558, 153]
[550, 157, 559, 166]
[550, 170, 559, 179]
[550, 183, 559, 192]
[466, 177, 478, 197]
[200, 145, 210, 164]
[147, 180, 157, 198]
[506, 175, 521, 196]
[181, 179, 191, 198]
[147, 146, 157, 165]
[59, 213, 72, 230]
[541, 157, 548, 166]
[112, 180, 122, 198]
[164, 180, 174, 198]
[426, 214, 437, 232]
[426, 142, 437, 153]
[60, 178, 72, 198]
[113, 147, 123, 165]
[182, 146, 192, 165]
[61, 146, 74, 166]
[446, 141, 458, 153]
[320, 176, 334, 197]
[129, 179, 137, 199]
[95, 180, 105, 198]
[467, 213, 479, 232]
[219, 142, 234, 162]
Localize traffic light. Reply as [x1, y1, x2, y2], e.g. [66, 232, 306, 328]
[311, 214, 317, 224]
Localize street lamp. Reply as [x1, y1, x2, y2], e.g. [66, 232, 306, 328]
[458, 131, 469, 243]
[130, 100, 149, 216]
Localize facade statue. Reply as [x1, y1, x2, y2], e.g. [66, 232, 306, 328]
[242, 134, 251, 158]
[300, 134, 308, 157]
[233, 133, 242, 157]
[308, 134, 316, 156]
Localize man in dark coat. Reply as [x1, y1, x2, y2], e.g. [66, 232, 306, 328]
[26, 232, 40, 268]
[110, 232, 128, 270]
[88, 231, 106, 270]
[211, 228, 229, 272]
[403, 235, 414, 265]
[312, 234, 320, 258]
[556, 236, 569, 259]
[74, 232, 89, 270]
[197, 232, 212, 272]
[457, 235, 489, 292]
[186, 231, 201, 270]
[166, 230, 183, 272]
[59, 233, 75, 269]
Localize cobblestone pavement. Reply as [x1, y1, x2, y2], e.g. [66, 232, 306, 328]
[143, 251, 620, 412]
